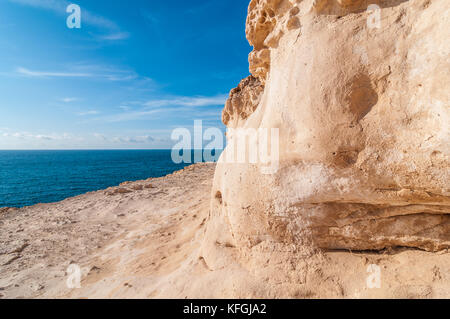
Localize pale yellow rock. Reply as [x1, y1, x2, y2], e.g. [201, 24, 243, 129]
[222, 75, 265, 128]
[204, 0, 450, 264]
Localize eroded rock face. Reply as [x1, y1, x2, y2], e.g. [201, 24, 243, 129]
[246, 0, 300, 82]
[203, 0, 449, 265]
[222, 76, 265, 128]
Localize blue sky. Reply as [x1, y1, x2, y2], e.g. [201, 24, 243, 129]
[0, 0, 251, 149]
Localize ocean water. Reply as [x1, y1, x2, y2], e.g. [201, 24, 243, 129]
[0, 150, 218, 208]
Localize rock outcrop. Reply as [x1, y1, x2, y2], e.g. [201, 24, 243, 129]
[203, 0, 449, 266]
[222, 76, 265, 128]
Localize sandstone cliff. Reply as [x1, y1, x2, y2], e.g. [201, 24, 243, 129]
[0, 0, 448, 300]
[207, 0, 449, 272]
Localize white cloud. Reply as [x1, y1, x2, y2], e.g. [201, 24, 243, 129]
[17, 67, 92, 78]
[1, 131, 72, 141]
[99, 32, 130, 41]
[0, 130, 168, 149]
[92, 133, 157, 144]
[105, 74, 138, 81]
[60, 97, 78, 103]
[93, 133, 107, 140]
[145, 94, 228, 108]
[9, 0, 66, 11]
[16, 66, 139, 82]
[96, 109, 161, 123]
[77, 110, 100, 116]
[35, 134, 54, 140]
[112, 135, 155, 144]
[85, 94, 227, 123]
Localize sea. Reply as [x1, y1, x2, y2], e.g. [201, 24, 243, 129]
[0, 150, 219, 208]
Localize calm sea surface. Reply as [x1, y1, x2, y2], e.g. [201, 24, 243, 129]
[0, 150, 216, 208]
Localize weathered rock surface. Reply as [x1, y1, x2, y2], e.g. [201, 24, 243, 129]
[1, 164, 448, 298]
[204, 0, 449, 263]
[222, 75, 265, 128]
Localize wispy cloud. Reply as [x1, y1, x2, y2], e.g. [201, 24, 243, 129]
[145, 94, 228, 108]
[16, 65, 140, 81]
[1, 131, 72, 141]
[111, 135, 155, 144]
[95, 109, 162, 123]
[92, 133, 161, 144]
[8, 0, 128, 40]
[0, 130, 171, 149]
[17, 67, 92, 78]
[60, 97, 78, 103]
[9, 0, 66, 11]
[78, 94, 226, 124]
[93, 133, 107, 141]
[87, 94, 227, 123]
[99, 32, 130, 41]
[118, 105, 131, 111]
[77, 110, 99, 116]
